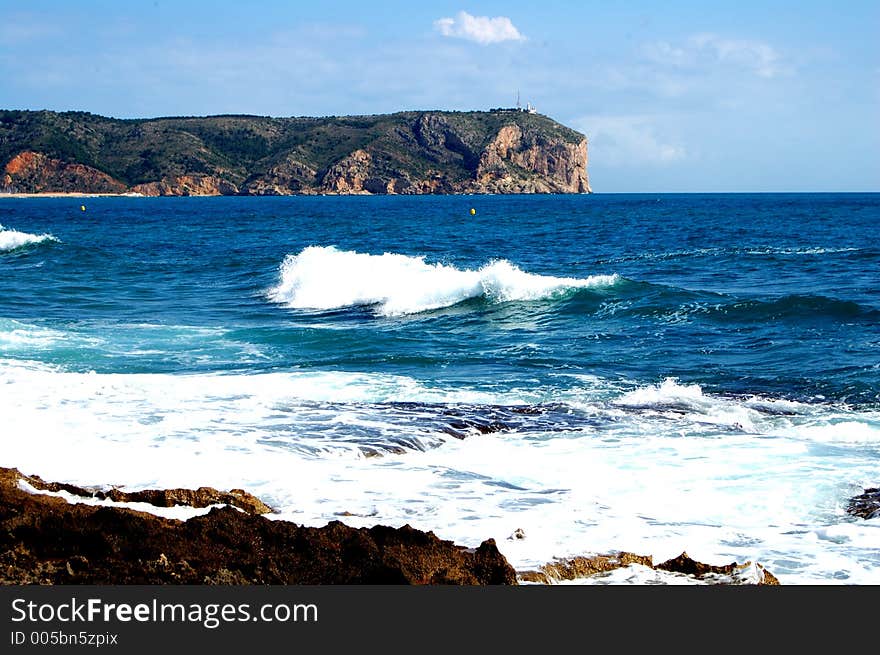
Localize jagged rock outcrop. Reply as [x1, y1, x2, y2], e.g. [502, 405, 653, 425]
[320, 149, 375, 194]
[0, 109, 593, 196]
[473, 124, 590, 193]
[0, 467, 516, 585]
[518, 552, 654, 582]
[130, 175, 238, 196]
[518, 550, 780, 585]
[3, 151, 127, 194]
[655, 551, 780, 584]
[847, 487, 880, 520]
[17, 468, 273, 515]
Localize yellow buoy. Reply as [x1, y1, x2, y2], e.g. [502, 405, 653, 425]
[80, 205, 86, 212]
[470, 208, 476, 216]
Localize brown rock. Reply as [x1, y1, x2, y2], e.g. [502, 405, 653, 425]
[17, 469, 273, 515]
[471, 125, 591, 194]
[656, 551, 737, 577]
[3, 151, 127, 194]
[320, 149, 374, 193]
[657, 551, 780, 585]
[129, 174, 237, 196]
[519, 550, 780, 585]
[519, 552, 653, 584]
[0, 467, 516, 585]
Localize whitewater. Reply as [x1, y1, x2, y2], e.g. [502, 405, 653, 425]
[268, 246, 620, 315]
[0, 223, 57, 252]
[1, 193, 878, 584]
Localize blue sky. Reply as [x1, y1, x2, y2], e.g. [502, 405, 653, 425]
[1, 1, 877, 192]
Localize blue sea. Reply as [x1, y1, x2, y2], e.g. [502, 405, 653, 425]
[1, 193, 878, 583]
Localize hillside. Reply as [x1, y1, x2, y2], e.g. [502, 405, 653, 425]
[0, 109, 591, 195]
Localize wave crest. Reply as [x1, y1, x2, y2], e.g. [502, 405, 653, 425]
[0, 224, 58, 252]
[267, 246, 619, 316]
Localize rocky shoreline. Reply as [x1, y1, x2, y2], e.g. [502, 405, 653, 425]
[0, 467, 514, 585]
[1, 466, 787, 585]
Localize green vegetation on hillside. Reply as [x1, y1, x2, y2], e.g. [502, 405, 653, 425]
[0, 109, 588, 194]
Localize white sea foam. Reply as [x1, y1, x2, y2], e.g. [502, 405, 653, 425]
[743, 246, 862, 256]
[267, 246, 620, 315]
[610, 377, 880, 441]
[0, 318, 100, 351]
[0, 224, 58, 252]
[17, 480, 224, 521]
[605, 245, 863, 265]
[3, 361, 879, 584]
[616, 377, 706, 407]
[0, 320, 64, 350]
[612, 377, 764, 432]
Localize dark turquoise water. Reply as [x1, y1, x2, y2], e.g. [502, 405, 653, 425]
[2, 193, 878, 401]
[2, 193, 879, 583]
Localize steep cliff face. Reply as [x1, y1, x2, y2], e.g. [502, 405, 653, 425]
[473, 124, 590, 193]
[0, 110, 592, 195]
[3, 151, 127, 194]
[320, 149, 375, 194]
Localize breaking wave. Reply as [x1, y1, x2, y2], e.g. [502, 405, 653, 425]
[0, 224, 58, 253]
[612, 377, 880, 441]
[267, 246, 620, 316]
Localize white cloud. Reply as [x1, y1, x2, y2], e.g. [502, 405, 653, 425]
[573, 115, 687, 167]
[644, 33, 788, 79]
[434, 11, 525, 45]
[690, 33, 785, 78]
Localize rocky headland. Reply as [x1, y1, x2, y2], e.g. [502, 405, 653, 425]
[1, 467, 781, 585]
[0, 109, 591, 196]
